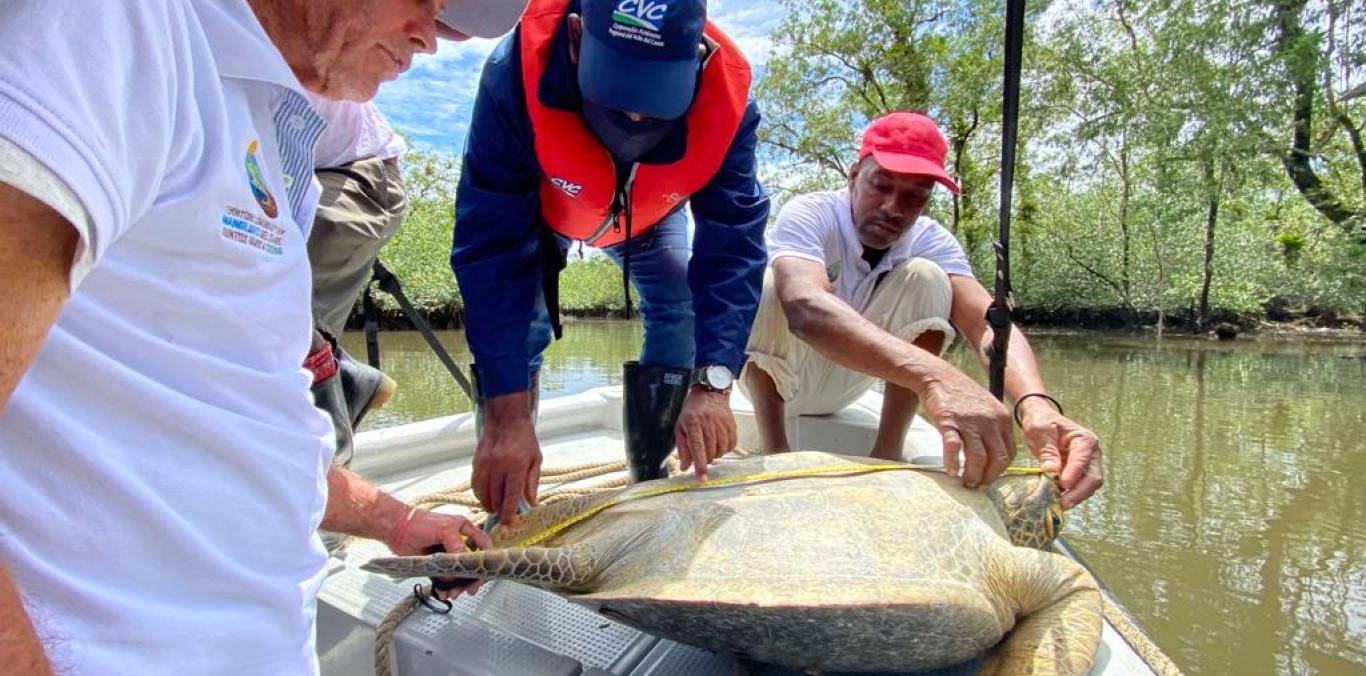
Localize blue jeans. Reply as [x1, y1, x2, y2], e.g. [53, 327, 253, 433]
[528, 209, 695, 372]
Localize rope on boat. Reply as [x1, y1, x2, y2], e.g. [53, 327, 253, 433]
[408, 461, 630, 513]
[374, 585, 423, 676]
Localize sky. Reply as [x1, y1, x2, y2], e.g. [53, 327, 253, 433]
[373, 0, 789, 155]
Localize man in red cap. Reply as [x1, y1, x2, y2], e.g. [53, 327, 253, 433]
[740, 112, 1103, 509]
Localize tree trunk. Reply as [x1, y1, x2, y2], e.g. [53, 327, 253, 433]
[1338, 112, 1366, 207]
[949, 109, 979, 237]
[951, 136, 963, 235]
[1198, 161, 1219, 332]
[1149, 223, 1169, 339]
[1272, 0, 1362, 235]
[1118, 140, 1133, 317]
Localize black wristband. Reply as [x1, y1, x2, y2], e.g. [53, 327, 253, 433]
[1012, 392, 1063, 427]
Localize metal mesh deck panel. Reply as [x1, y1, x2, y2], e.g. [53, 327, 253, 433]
[321, 548, 583, 676]
[470, 581, 654, 670]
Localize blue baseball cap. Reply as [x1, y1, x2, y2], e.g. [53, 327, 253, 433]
[578, 0, 705, 120]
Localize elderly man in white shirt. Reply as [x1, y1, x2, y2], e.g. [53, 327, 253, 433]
[741, 112, 1104, 510]
[0, 1, 526, 674]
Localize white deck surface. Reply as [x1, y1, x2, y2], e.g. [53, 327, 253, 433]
[318, 387, 1158, 675]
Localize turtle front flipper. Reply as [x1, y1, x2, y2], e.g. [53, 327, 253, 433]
[362, 547, 597, 592]
[981, 550, 1104, 676]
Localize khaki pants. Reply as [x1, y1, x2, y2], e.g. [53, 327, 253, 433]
[307, 157, 407, 337]
[739, 258, 955, 415]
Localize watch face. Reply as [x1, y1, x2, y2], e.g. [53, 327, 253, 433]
[704, 364, 733, 390]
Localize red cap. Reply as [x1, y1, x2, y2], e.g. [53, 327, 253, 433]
[858, 112, 960, 194]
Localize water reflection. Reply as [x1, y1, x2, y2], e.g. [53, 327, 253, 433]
[339, 319, 644, 430]
[340, 323, 1366, 675]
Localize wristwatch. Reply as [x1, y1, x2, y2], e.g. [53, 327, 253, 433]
[693, 364, 735, 394]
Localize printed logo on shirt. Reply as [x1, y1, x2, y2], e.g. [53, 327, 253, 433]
[244, 140, 279, 219]
[551, 177, 584, 197]
[827, 259, 842, 283]
[663, 192, 683, 204]
[220, 205, 285, 256]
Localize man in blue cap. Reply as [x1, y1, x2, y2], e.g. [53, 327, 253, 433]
[451, 0, 769, 524]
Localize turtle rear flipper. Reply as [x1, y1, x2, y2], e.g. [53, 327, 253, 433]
[982, 550, 1103, 676]
[362, 547, 597, 592]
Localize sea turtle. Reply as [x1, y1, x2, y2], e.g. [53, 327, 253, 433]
[364, 451, 1103, 674]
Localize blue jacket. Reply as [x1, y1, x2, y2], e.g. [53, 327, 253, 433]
[450, 17, 770, 398]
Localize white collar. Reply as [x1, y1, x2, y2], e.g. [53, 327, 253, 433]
[194, 0, 309, 95]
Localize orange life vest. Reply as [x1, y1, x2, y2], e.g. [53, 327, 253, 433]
[519, 0, 751, 247]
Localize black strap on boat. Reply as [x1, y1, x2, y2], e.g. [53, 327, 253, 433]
[539, 225, 566, 340]
[613, 162, 635, 320]
[368, 259, 475, 399]
[362, 278, 382, 369]
[622, 187, 634, 320]
[986, 0, 1026, 402]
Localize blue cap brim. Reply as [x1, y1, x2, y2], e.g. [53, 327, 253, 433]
[578, 30, 697, 120]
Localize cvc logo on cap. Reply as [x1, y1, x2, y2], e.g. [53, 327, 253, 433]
[612, 0, 669, 31]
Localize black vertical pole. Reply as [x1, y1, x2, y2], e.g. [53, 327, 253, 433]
[987, 0, 1027, 402]
[362, 281, 382, 369]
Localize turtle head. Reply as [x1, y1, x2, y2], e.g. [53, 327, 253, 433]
[989, 473, 1064, 550]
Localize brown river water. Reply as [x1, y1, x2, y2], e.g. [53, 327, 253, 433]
[339, 322, 1366, 675]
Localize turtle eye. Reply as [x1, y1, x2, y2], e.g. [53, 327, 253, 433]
[1047, 506, 1064, 538]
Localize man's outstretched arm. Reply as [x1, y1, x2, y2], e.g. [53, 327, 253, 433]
[321, 468, 493, 557]
[948, 275, 1103, 508]
[321, 468, 494, 599]
[771, 256, 1016, 488]
[0, 181, 80, 676]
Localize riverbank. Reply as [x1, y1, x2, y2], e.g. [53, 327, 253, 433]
[345, 302, 1365, 339]
[364, 246, 1363, 335]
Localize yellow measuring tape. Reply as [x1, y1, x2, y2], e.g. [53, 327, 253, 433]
[515, 462, 1044, 548]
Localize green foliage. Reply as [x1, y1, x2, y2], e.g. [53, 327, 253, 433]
[1275, 229, 1308, 265]
[559, 255, 638, 313]
[1263, 216, 1366, 314]
[376, 148, 462, 315]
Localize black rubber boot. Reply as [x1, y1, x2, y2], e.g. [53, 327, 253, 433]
[622, 361, 691, 483]
[336, 346, 397, 429]
[307, 336, 355, 469]
[472, 366, 539, 440]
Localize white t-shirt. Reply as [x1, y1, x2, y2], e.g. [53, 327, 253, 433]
[767, 189, 974, 313]
[0, 1, 334, 674]
[309, 95, 407, 170]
